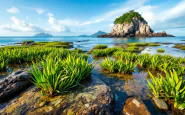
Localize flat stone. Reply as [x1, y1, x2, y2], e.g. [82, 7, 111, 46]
[152, 97, 168, 111]
[123, 96, 151, 115]
[0, 75, 115, 115]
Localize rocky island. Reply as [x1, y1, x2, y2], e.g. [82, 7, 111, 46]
[79, 31, 107, 37]
[34, 33, 53, 37]
[98, 10, 174, 38]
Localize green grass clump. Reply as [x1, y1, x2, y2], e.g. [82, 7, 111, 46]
[0, 57, 8, 71]
[33, 41, 72, 48]
[114, 51, 137, 61]
[22, 40, 34, 45]
[93, 44, 107, 49]
[147, 70, 185, 110]
[125, 46, 139, 52]
[114, 10, 145, 24]
[173, 44, 185, 50]
[92, 48, 122, 57]
[101, 57, 136, 74]
[157, 48, 165, 53]
[127, 42, 160, 47]
[29, 55, 93, 96]
[127, 42, 148, 46]
[148, 43, 161, 46]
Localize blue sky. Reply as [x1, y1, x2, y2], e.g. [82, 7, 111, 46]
[0, 0, 185, 36]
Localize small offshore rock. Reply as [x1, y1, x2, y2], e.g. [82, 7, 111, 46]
[152, 97, 168, 111]
[123, 97, 151, 115]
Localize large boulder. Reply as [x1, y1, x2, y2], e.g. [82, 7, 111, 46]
[0, 75, 115, 115]
[0, 70, 33, 102]
[98, 11, 174, 38]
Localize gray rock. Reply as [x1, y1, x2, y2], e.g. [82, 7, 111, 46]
[0, 69, 33, 102]
[152, 97, 168, 111]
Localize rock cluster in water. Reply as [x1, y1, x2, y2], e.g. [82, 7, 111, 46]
[98, 11, 174, 38]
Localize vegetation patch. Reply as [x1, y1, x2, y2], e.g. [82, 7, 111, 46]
[114, 10, 145, 24]
[101, 57, 136, 74]
[102, 51, 185, 76]
[33, 41, 73, 48]
[93, 44, 108, 49]
[147, 70, 185, 110]
[29, 55, 93, 96]
[22, 40, 34, 45]
[92, 47, 122, 57]
[173, 44, 185, 50]
[157, 48, 165, 53]
[125, 46, 139, 52]
[127, 42, 160, 46]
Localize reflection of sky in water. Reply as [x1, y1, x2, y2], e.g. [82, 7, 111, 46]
[141, 44, 185, 57]
[0, 36, 185, 57]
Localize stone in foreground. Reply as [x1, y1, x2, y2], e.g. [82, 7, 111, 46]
[0, 70, 32, 102]
[0, 76, 115, 115]
[123, 96, 151, 115]
[152, 97, 168, 111]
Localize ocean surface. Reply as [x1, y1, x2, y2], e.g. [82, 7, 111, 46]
[0, 36, 185, 57]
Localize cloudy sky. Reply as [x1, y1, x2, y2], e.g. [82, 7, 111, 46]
[0, 0, 185, 36]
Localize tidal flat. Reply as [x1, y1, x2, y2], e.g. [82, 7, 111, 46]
[0, 38, 185, 115]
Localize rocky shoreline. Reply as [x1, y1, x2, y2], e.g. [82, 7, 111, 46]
[1, 68, 183, 115]
[0, 71, 115, 115]
[98, 31, 174, 38]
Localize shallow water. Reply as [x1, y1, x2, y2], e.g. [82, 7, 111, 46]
[91, 58, 169, 114]
[0, 36, 185, 114]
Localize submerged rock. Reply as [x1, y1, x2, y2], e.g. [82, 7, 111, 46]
[0, 76, 115, 115]
[0, 70, 33, 102]
[123, 96, 151, 115]
[152, 97, 168, 111]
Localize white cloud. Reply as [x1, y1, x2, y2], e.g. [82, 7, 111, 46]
[0, 16, 44, 32]
[136, 0, 185, 30]
[47, 13, 70, 32]
[48, 12, 54, 17]
[7, 6, 20, 14]
[36, 8, 45, 14]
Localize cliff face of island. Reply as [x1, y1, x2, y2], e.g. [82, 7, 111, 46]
[98, 10, 174, 38]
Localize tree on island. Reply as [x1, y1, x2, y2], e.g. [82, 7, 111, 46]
[114, 10, 145, 24]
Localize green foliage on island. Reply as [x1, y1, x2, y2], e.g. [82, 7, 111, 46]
[114, 10, 145, 24]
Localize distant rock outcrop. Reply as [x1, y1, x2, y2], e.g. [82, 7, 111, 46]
[98, 10, 174, 38]
[79, 31, 107, 38]
[34, 33, 53, 37]
[90, 31, 107, 37]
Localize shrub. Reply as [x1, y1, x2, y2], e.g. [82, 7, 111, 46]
[114, 10, 145, 24]
[101, 57, 136, 74]
[157, 48, 165, 53]
[93, 44, 107, 49]
[29, 55, 93, 96]
[92, 48, 122, 57]
[147, 70, 185, 110]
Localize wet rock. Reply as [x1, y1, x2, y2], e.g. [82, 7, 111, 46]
[0, 76, 115, 115]
[0, 69, 33, 102]
[152, 97, 168, 111]
[123, 96, 151, 115]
